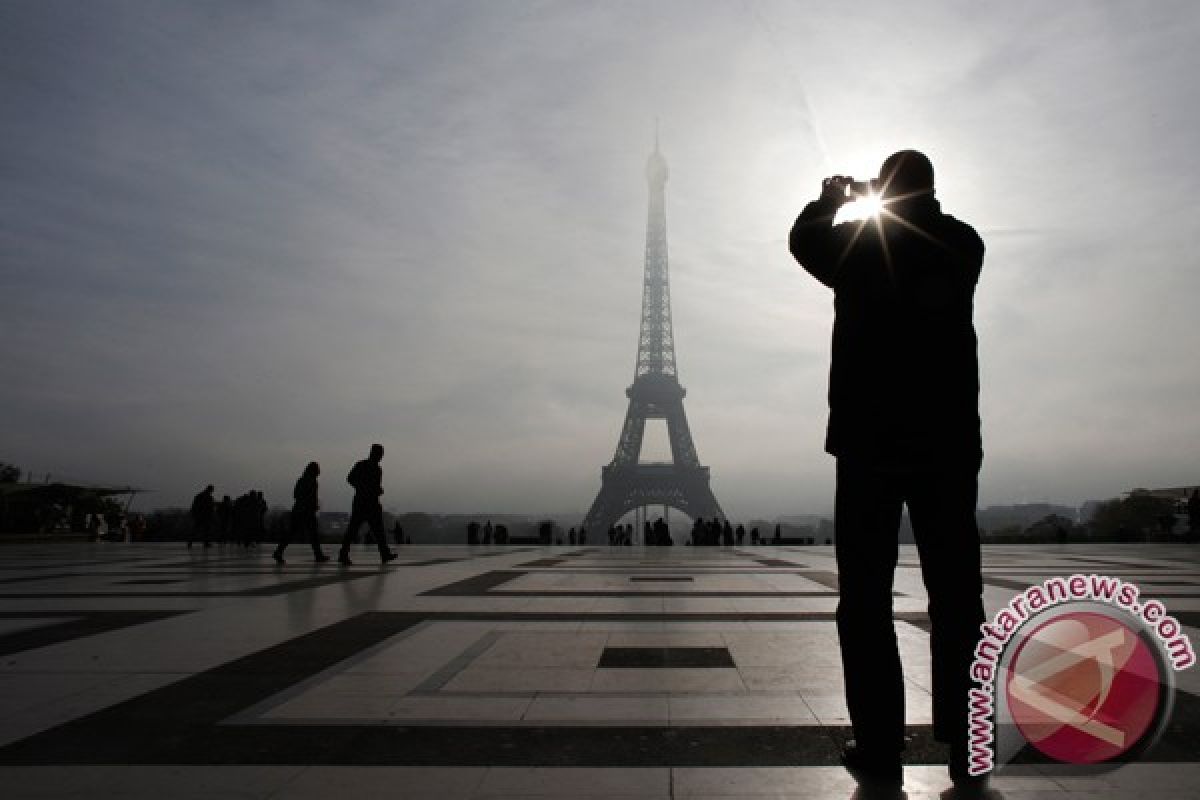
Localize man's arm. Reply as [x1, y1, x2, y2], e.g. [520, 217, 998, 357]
[789, 178, 852, 288]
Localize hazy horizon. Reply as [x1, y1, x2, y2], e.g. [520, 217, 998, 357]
[4, 2, 1198, 519]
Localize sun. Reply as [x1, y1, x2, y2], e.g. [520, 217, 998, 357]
[837, 192, 884, 223]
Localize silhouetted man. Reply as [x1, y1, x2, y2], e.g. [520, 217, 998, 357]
[790, 150, 986, 792]
[274, 462, 328, 564]
[339, 444, 397, 566]
[188, 485, 215, 548]
[1189, 489, 1200, 538]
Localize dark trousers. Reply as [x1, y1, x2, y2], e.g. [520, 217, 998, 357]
[276, 511, 323, 557]
[340, 502, 389, 557]
[834, 457, 985, 757]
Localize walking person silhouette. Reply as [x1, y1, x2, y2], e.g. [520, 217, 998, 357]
[187, 484, 215, 548]
[338, 444, 398, 566]
[274, 462, 329, 564]
[790, 151, 987, 794]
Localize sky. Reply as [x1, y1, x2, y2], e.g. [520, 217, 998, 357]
[2, 1, 1198, 518]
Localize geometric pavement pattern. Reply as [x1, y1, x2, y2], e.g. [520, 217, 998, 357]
[2, 541, 1200, 797]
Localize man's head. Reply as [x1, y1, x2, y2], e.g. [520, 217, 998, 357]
[369, 443, 384, 463]
[204, 484, 214, 494]
[877, 150, 935, 200]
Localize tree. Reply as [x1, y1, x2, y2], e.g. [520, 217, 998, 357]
[0, 462, 20, 483]
[1026, 513, 1074, 543]
[1090, 492, 1179, 540]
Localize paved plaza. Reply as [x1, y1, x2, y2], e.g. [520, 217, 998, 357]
[1, 541, 1199, 798]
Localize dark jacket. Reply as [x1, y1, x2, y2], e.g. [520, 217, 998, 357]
[789, 193, 984, 468]
[293, 474, 318, 516]
[347, 459, 383, 506]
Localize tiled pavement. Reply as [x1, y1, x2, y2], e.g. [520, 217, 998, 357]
[1, 541, 1199, 798]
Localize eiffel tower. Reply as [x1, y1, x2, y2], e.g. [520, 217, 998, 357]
[581, 138, 724, 536]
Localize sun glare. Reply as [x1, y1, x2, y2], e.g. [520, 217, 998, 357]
[838, 192, 884, 223]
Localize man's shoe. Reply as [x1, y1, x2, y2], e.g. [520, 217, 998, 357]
[840, 742, 902, 789]
[382, 551, 398, 564]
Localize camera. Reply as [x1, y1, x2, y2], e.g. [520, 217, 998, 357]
[826, 175, 877, 202]
[847, 179, 875, 198]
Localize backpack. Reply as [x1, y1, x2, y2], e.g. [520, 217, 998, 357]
[347, 461, 364, 491]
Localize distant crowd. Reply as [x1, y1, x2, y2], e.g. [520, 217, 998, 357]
[186, 487, 271, 549]
[452, 516, 796, 547]
[83, 509, 145, 542]
[601, 517, 788, 547]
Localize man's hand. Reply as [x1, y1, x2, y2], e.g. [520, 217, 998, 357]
[820, 175, 853, 207]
